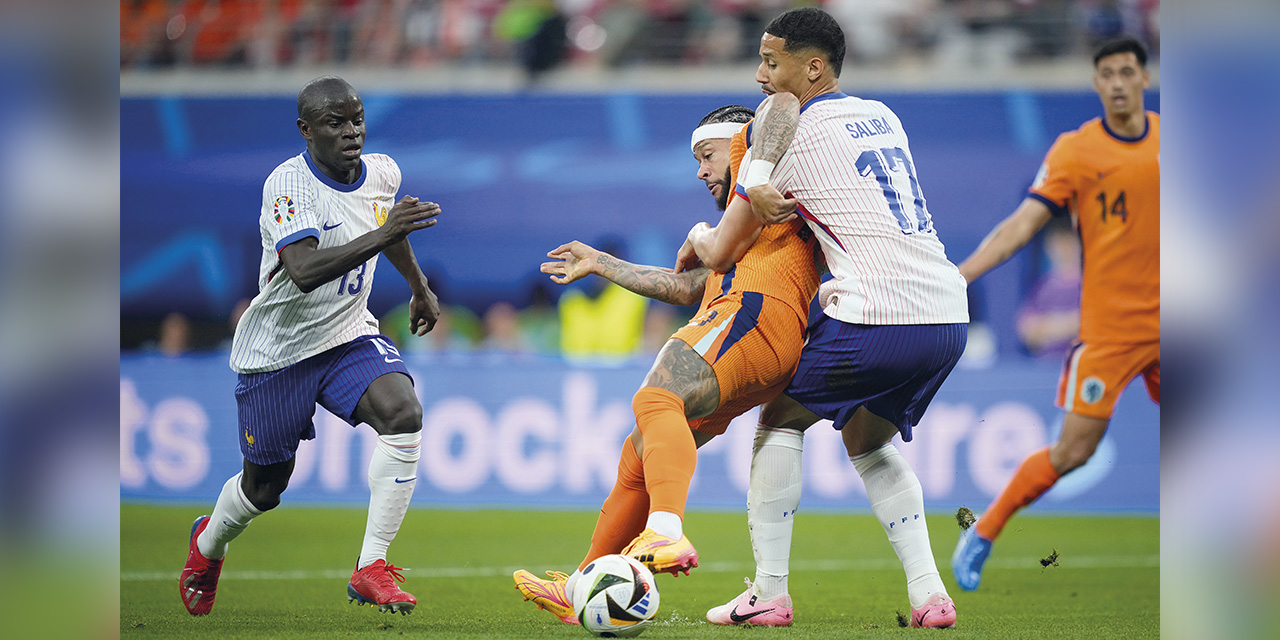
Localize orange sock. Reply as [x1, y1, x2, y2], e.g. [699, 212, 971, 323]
[632, 386, 697, 519]
[975, 447, 1060, 541]
[579, 434, 650, 571]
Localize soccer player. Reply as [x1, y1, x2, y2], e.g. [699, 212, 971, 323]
[950, 36, 1160, 592]
[689, 7, 969, 627]
[179, 76, 442, 616]
[513, 103, 823, 625]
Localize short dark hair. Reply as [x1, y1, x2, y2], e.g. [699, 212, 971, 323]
[297, 75, 359, 120]
[698, 105, 755, 127]
[1093, 37, 1148, 68]
[764, 7, 846, 78]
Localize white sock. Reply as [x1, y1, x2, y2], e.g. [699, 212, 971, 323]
[851, 443, 947, 609]
[358, 432, 421, 569]
[646, 511, 682, 540]
[748, 426, 804, 600]
[197, 472, 262, 560]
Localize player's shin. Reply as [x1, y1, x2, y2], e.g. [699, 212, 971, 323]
[581, 434, 650, 569]
[358, 432, 421, 569]
[198, 471, 263, 560]
[851, 443, 947, 609]
[747, 426, 804, 600]
[633, 387, 696, 539]
[974, 447, 1059, 542]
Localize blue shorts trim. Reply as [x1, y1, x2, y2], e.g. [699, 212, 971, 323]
[234, 334, 412, 465]
[783, 315, 967, 442]
[715, 292, 763, 362]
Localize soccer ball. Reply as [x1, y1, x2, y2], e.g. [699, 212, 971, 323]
[571, 554, 660, 637]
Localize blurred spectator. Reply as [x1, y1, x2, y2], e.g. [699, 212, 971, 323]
[157, 311, 192, 355]
[518, 282, 561, 354]
[641, 304, 683, 354]
[480, 300, 532, 352]
[559, 283, 647, 359]
[120, 0, 1158, 72]
[1015, 219, 1081, 359]
[381, 302, 481, 353]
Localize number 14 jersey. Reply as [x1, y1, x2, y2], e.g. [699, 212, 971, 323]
[1029, 112, 1160, 345]
[736, 92, 969, 326]
[231, 152, 400, 374]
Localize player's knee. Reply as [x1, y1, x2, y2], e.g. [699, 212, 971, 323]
[1054, 440, 1099, 474]
[377, 396, 423, 435]
[242, 481, 284, 511]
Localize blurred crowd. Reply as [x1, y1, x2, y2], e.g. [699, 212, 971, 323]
[131, 226, 1082, 363]
[121, 0, 1159, 76]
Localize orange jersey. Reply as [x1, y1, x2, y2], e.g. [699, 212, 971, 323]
[700, 124, 822, 323]
[1029, 112, 1159, 345]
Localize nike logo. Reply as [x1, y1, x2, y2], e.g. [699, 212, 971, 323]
[385, 357, 402, 364]
[729, 606, 775, 623]
[394, 477, 416, 484]
[323, 221, 343, 230]
[1096, 169, 1118, 180]
[913, 610, 928, 626]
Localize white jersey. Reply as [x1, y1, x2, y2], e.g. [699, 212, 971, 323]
[230, 152, 401, 373]
[741, 93, 969, 325]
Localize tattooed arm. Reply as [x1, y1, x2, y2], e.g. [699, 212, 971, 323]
[744, 92, 801, 225]
[542, 240, 709, 306]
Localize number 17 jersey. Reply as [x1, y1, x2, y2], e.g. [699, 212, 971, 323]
[230, 151, 401, 374]
[737, 92, 969, 325]
[1029, 112, 1160, 345]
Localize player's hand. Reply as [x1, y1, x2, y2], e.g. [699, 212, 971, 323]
[674, 238, 702, 273]
[541, 241, 599, 285]
[409, 285, 441, 336]
[746, 183, 798, 224]
[382, 196, 441, 243]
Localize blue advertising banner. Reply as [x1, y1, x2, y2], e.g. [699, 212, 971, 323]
[121, 354, 1158, 513]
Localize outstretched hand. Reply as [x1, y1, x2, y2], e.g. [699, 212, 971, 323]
[746, 183, 798, 224]
[382, 196, 441, 243]
[541, 240, 600, 285]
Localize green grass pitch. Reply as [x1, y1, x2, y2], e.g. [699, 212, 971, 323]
[122, 504, 1157, 638]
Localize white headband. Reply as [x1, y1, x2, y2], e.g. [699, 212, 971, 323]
[690, 122, 745, 152]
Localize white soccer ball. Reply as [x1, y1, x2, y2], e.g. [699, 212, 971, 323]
[571, 554, 660, 637]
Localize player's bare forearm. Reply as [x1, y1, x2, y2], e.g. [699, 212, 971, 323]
[383, 238, 430, 294]
[751, 92, 800, 165]
[958, 198, 1054, 283]
[596, 253, 708, 306]
[691, 196, 765, 272]
[279, 233, 388, 294]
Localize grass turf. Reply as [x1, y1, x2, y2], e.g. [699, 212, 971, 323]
[123, 504, 1157, 638]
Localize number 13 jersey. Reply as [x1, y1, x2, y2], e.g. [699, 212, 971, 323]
[737, 92, 969, 326]
[1029, 112, 1160, 345]
[231, 151, 400, 374]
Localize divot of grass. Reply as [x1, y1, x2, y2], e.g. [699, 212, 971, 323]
[955, 507, 976, 531]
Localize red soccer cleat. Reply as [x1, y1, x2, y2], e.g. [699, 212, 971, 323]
[179, 515, 224, 615]
[348, 559, 417, 615]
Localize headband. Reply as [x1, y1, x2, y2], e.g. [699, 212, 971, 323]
[690, 122, 746, 152]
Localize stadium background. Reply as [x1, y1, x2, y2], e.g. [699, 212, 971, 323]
[120, 1, 1159, 517]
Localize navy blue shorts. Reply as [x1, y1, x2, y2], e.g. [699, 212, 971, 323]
[234, 334, 412, 465]
[784, 311, 966, 442]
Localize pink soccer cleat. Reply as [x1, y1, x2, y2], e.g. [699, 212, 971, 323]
[910, 593, 957, 628]
[706, 578, 793, 627]
[179, 515, 224, 616]
[621, 528, 699, 577]
[513, 569, 580, 625]
[348, 559, 417, 615]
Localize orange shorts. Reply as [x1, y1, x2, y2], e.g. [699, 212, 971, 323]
[1056, 340, 1160, 419]
[671, 291, 806, 436]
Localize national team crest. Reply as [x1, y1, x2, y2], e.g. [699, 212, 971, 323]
[1080, 376, 1106, 404]
[273, 196, 295, 223]
[373, 201, 389, 227]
